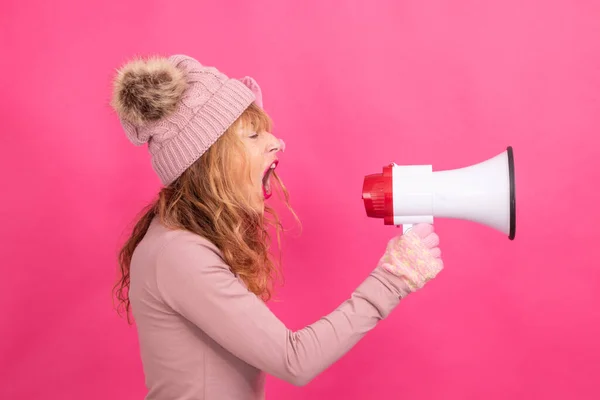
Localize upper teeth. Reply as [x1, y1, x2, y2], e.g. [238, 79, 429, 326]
[270, 163, 276, 169]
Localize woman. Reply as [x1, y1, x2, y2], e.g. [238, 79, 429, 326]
[110, 54, 443, 400]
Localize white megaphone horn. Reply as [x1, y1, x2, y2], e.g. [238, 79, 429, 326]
[362, 146, 516, 240]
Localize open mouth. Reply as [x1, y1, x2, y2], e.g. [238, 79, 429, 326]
[262, 160, 278, 199]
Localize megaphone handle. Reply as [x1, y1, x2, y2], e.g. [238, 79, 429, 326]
[402, 224, 413, 234]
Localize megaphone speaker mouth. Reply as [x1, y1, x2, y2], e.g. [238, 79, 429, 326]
[362, 146, 517, 240]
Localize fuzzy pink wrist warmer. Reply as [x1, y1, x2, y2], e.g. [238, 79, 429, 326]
[378, 224, 443, 292]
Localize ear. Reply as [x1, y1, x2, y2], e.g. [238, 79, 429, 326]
[239, 76, 263, 108]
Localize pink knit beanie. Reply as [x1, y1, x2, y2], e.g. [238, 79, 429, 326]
[110, 54, 263, 185]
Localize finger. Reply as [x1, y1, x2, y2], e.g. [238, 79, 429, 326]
[429, 247, 442, 259]
[410, 223, 434, 239]
[420, 232, 440, 249]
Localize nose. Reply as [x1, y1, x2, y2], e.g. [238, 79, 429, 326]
[267, 135, 285, 153]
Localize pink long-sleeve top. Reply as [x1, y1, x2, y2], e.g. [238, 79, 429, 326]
[129, 218, 411, 399]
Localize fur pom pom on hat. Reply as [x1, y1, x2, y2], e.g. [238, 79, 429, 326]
[110, 54, 263, 185]
[111, 57, 188, 127]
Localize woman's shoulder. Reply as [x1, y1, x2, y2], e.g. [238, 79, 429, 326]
[137, 219, 238, 295]
[129, 218, 233, 308]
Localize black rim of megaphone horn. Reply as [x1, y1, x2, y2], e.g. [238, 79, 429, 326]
[507, 146, 516, 240]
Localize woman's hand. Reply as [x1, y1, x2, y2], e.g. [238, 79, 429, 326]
[378, 223, 443, 292]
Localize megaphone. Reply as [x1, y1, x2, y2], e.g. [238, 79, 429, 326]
[362, 146, 516, 240]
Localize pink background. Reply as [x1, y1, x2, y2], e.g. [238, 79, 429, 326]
[1, 0, 599, 399]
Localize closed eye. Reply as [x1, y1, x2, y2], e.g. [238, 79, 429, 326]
[249, 133, 259, 139]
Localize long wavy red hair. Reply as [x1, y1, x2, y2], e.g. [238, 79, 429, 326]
[113, 103, 297, 323]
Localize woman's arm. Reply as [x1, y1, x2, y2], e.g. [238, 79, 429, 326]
[154, 233, 417, 386]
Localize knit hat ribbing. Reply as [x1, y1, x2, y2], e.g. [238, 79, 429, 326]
[111, 54, 261, 185]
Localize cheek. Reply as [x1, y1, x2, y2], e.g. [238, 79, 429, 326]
[237, 141, 263, 185]
[251, 156, 263, 183]
[226, 147, 252, 185]
[246, 150, 263, 178]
